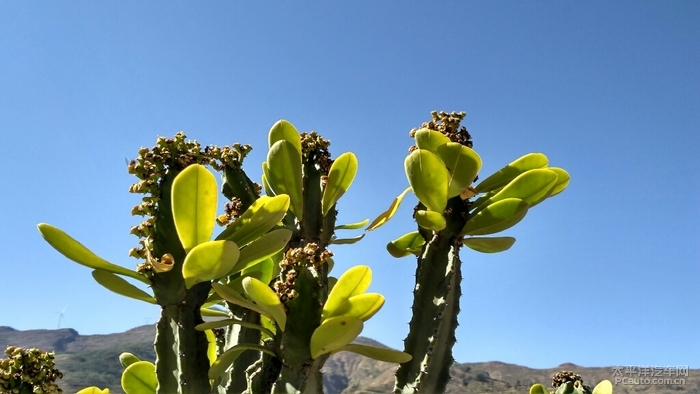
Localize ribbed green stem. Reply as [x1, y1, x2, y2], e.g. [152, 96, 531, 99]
[225, 305, 263, 394]
[155, 292, 212, 394]
[394, 197, 466, 394]
[150, 169, 214, 394]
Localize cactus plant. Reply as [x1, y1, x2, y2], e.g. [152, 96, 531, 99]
[530, 371, 613, 394]
[367, 111, 570, 393]
[38, 122, 409, 394]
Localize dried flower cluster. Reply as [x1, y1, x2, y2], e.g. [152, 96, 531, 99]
[0, 346, 63, 394]
[126, 132, 255, 267]
[274, 243, 334, 304]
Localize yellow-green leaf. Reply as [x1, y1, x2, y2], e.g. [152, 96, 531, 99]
[322, 152, 358, 216]
[228, 229, 292, 276]
[415, 210, 446, 231]
[205, 329, 217, 366]
[171, 164, 218, 252]
[310, 316, 363, 359]
[91, 270, 156, 304]
[414, 128, 450, 152]
[547, 167, 570, 197]
[212, 283, 269, 318]
[322, 265, 372, 321]
[182, 240, 240, 289]
[330, 234, 365, 245]
[267, 140, 303, 219]
[462, 198, 529, 236]
[242, 277, 287, 331]
[335, 219, 369, 230]
[119, 352, 141, 368]
[323, 293, 385, 323]
[268, 119, 302, 155]
[77, 388, 110, 394]
[436, 142, 482, 198]
[463, 237, 516, 253]
[335, 343, 412, 363]
[200, 307, 230, 318]
[208, 344, 276, 380]
[475, 153, 548, 193]
[121, 361, 156, 394]
[216, 195, 290, 246]
[261, 163, 277, 196]
[386, 231, 425, 258]
[593, 380, 613, 394]
[195, 318, 275, 339]
[488, 168, 558, 208]
[366, 187, 412, 231]
[529, 384, 549, 394]
[37, 224, 150, 284]
[404, 149, 449, 212]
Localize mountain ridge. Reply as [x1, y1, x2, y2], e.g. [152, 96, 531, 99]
[2, 325, 697, 393]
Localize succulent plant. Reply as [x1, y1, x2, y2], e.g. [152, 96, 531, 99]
[366, 111, 570, 393]
[530, 371, 613, 394]
[0, 346, 64, 394]
[38, 121, 409, 394]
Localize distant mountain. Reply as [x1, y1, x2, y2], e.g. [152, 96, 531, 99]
[2, 325, 698, 394]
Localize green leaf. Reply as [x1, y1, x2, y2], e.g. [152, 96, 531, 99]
[322, 152, 358, 216]
[547, 167, 570, 197]
[386, 231, 425, 258]
[195, 318, 275, 339]
[119, 352, 141, 368]
[529, 384, 550, 394]
[37, 224, 150, 285]
[326, 257, 335, 273]
[261, 163, 277, 196]
[334, 344, 412, 363]
[268, 119, 302, 155]
[228, 229, 292, 276]
[121, 361, 156, 394]
[322, 265, 372, 320]
[488, 168, 558, 208]
[328, 276, 338, 292]
[415, 210, 446, 231]
[171, 164, 218, 253]
[76, 388, 110, 394]
[216, 195, 291, 246]
[201, 307, 230, 318]
[205, 329, 217, 366]
[462, 198, 529, 236]
[212, 282, 269, 317]
[414, 128, 450, 152]
[310, 316, 363, 359]
[267, 140, 303, 219]
[330, 234, 365, 245]
[323, 293, 385, 323]
[335, 219, 370, 230]
[475, 153, 549, 193]
[241, 258, 275, 287]
[469, 188, 500, 212]
[463, 237, 516, 253]
[242, 277, 287, 331]
[208, 344, 276, 380]
[366, 187, 412, 231]
[91, 270, 156, 304]
[592, 380, 613, 394]
[436, 142, 482, 198]
[404, 149, 449, 212]
[182, 240, 240, 289]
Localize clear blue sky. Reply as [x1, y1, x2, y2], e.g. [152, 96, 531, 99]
[1, 1, 698, 371]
